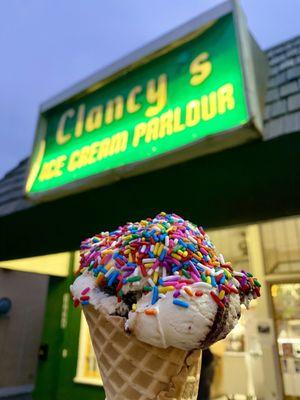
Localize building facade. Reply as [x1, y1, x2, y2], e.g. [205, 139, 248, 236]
[1, 4, 300, 400]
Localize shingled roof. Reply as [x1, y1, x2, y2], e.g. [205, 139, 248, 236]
[1, 35, 300, 218]
[0, 159, 31, 216]
[264, 35, 300, 138]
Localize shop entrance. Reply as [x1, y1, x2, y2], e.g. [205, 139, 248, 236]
[33, 276, 67, 400]
[271, 283, 300, 399]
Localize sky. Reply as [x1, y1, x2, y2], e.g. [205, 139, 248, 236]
[1, 0, 300, 179]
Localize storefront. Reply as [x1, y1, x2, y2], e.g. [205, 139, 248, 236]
[1, 1, 300, 399]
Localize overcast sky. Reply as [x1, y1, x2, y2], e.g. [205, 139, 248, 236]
[1, 0, 300, 178]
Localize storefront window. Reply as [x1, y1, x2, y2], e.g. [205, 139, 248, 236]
[272, 283, 300, 398]
[261, 217, 300, 274]
[74, 312, 102, 386]
[208, 226, 264, 399]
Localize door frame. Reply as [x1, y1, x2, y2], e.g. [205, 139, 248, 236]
[266, 276, 300, 400]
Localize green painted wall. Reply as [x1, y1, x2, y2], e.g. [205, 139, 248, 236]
[33, 256, 105, 400]
[33, 276, 66, 400]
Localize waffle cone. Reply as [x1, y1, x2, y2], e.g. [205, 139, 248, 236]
[83, 306, 201, 400]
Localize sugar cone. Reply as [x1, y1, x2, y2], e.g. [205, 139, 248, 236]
[83, 306, 201, 400]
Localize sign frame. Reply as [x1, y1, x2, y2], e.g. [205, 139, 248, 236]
[25, 0, 267, 201]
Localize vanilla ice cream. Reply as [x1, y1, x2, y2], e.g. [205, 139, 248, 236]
[71, 212, 261, 351]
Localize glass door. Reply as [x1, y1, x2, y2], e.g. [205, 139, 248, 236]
[271, 283, 300, 399]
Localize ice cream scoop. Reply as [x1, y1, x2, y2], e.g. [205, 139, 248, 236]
[71, 212, 261, 351]
[125, 283, 242, 350]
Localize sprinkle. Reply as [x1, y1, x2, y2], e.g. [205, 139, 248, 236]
[142, 258, 156, 263]
[189, 262, 200, 277]
[148, 278, 155, 287]
[77, 212, 261, 314]
[210, 291, 225, 308]
[127, 276, 142, 283]
[175, 282, 186, 289]
[220, 284, 231, 294]
[139, 264, 147, 277]
[190, 272, 200, 282]
[153, 243, 160, 255]
[81, 287, 90, 295]
[218, 290, 225, 300]
[232, 277, 240, 287]
[193, 282, 211, 289]
[165, 236, 169, 246]
[233, 271, 244, 277]
[132, 304, 137, 311]
[218, 253, 225, 264]
[162, 274, 179, 281]
[180, 289, 191, 300]
[171, 253, 182, 261]
[101, 253, 112, 266]
[145, 308, 158, 315]
[151, 286, 159, 304]
[108, 271, 119, 286]
[105, 267, 115, 278]
[157, 243, 165, 256]
[153, 271, 159, 284]
[159, 248, 168, 261]
[227, 285, 239, 294]
[116, 280, 123, 292]
[188, 235, 198, 244]
[192, 253, 203, 262]
[173, 299, 189, 308]
[96, 274, 105, 285]
[159, 286, 175, 294]
[210, 276, 217, 287]
[152, 259, 160, 270]
[254, 279, 261, 287]
[184, 287, 194, 296]
[182, 269, 191, 279]
[225, 270, 232, 280]
[200, 247, 208, 256]
[115, 257, 125, 266]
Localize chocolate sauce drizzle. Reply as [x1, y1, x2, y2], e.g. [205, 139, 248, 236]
[199, 305, 229, 349]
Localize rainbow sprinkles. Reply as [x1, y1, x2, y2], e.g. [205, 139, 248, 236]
[72, 212, 261, 317]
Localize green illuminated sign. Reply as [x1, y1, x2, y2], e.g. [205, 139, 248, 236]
[26, 13, 252, 197]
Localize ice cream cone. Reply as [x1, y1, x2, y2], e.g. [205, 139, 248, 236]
[83, 305, 202, 400]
